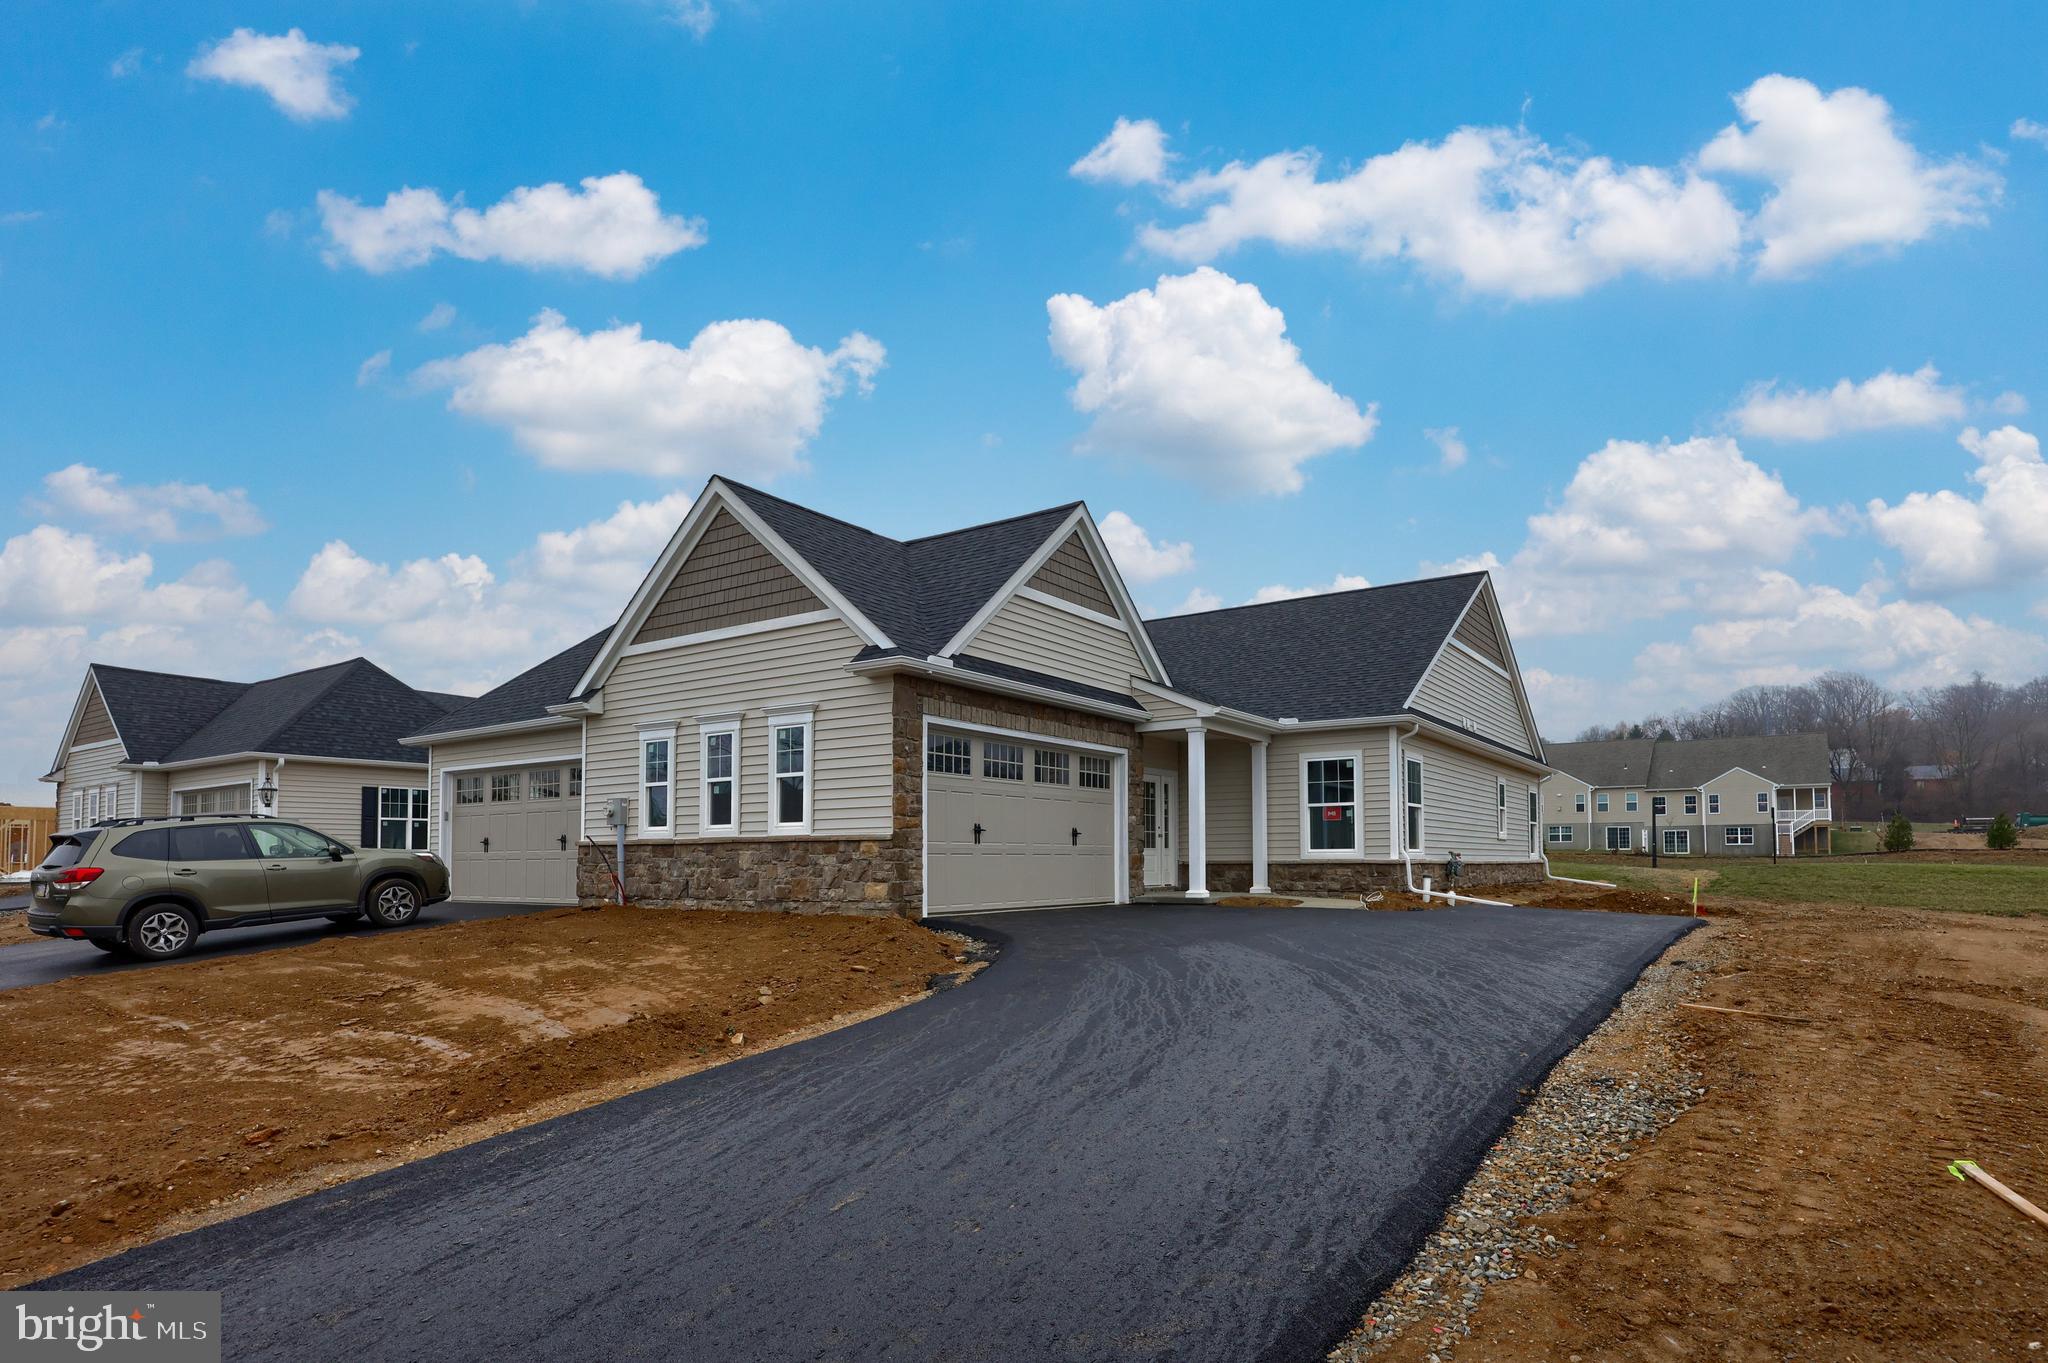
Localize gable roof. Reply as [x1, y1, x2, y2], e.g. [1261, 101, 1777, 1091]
[77, 659, 463, 768]
[1140, 573, 1490, 724]
[408, 627, 614, 740]
[1545, 733, 1833, 789]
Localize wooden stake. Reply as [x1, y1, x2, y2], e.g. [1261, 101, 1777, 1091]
[1950, 1160, 2048, 1228]
[1677, 1001, 1816, 1024]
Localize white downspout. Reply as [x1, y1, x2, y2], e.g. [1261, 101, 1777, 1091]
[1393, 721, 1516, 907]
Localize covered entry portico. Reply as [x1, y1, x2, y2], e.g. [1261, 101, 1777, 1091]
[1139, 717, 1274, 900]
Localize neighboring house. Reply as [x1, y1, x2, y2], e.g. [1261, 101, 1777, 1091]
[406, 477, 1551, 914]
[2, 804, 57, 873]
[1538, 733, 1836, 857]
[41, 660, 465, 849]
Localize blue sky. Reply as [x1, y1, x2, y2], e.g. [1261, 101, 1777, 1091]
[5, 1, 2047, 802]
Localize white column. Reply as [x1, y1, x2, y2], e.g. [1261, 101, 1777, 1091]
[1249, 738, 1270, 894]
[1185, 725, 1209, 899]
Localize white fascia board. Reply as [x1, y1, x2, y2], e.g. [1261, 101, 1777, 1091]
[1401, 575, 1545, 765]
[52, 671, 128, 775]
[399, 715, 581, 746]
[128, 751, 431, 772]
[845, 653, 1147, 723]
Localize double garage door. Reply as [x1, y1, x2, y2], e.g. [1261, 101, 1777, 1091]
[925, 729, 1116, 913]
[450, 764, 578, 903]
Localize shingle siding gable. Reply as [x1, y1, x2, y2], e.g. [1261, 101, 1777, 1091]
[634, 507, 823, 645]
[1025, 532, 1117, 615]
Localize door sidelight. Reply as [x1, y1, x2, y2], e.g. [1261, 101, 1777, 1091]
[972, 823, 985, 844]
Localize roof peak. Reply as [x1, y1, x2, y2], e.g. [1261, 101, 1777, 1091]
[717, 476, 1081, 549]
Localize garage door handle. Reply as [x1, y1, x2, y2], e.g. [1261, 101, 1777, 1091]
[559, 834, 568, 851]
[1071, 827, 1081, 845]
[481, 836, 490, 852]
[972, 823, 984, 844]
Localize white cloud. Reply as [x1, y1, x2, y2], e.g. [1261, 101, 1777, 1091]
[35, 112, 65, 134]
[34, 464, 267, 543]
[2010, 118, 2048, 148]
[666, 1, 717, 38]
[1081, 76, 1996, 299]
[317, 173, 705, 279]
[356, 349, 391, 387]
[416, 309, 884, 482]
[288, 541, 494, 627]
[1070, 117, 1172, 186]
[1867, 425, 2048, 591]
[1991, 391, 2029, 417]
[1731, 363, 1966, 441]
[187, 28, 359, 122]
[1047, 267, 1376, 495]
[417, 302, 457, 332]
[1248, 573, 1370, 605]
[0, 526, 156, 619]
[1164, 587, 1223, 616]
[1698, 75, 2001, 276]
[1096, 511, 1194, 583]
[529, 490, 698, 603]
[1425, 425, 1468, 471]
[109, 48, 144, 79]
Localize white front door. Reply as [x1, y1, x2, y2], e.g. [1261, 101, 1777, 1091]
[1141, 771, 1176, 887]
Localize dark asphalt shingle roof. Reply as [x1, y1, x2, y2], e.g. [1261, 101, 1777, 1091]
[407, 628, 614, 739]
[949, 654, 1144, 713]
[721, 480, 1081, 657]
[1139, 574, 1487, 723]
[1545, 734, 1832, 789]
[86, 659, 464, 766]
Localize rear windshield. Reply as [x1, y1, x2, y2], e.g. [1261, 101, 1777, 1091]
[39, 835, 88, 870]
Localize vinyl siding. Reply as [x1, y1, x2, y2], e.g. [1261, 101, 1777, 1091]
[967, 594, 1145, 695]
[281, 761, 431, 847]
[1025, 533, 1117, 615]
[53, 742, 130, 826]
[583, 615, 894, 839]
[1410, 646, 1533, 755]
[1401, 735, 1538, 863]
[1203, 740, 1254, 861]
[1269, 727, 1392, 861]
[163, 758, 262, 814]
[426, 726, 585, 855]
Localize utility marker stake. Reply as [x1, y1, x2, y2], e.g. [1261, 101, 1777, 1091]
[1949, 1159, 2048, 1228]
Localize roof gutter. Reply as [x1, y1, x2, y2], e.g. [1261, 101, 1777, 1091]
[397, 715, 582, 746]
[845, 653, 1150, 723]
[116, 752, 433, 773]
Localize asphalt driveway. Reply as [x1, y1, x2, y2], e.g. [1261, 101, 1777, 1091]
[46, 903, 1695, 1362]
[0, 898, 558, 992]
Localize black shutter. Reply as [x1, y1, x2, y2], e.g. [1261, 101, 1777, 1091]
[360, 787, 378, 849]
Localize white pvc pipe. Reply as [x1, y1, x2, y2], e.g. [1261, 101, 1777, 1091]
[1537, 845, 1615, 889]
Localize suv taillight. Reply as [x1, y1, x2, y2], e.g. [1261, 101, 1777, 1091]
[53, 867, 104, 888]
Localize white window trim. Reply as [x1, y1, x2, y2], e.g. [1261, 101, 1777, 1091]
[698, 718, 740, 835]
[1546, 824, 1574, 844]
[1497, 778, 1509, 839]
[1684, 794, 1699, 815]
[375, 785, 430, 850]
[1652, 795, 1667, 816]
[1574, 792, 1587, 813]
[1300, 748, 1364, 859]
[1708, 793, 1721, 815]
[1756, 792, 1771, 813]
[769, 714, 813, 834]
[1595, 792, 1610, 813]
[1527, 787, 1539, 855]
[1625, 793, 1639, 812]
[1725, 825, 1755, 847]
[1663, 828, 1691, 855]
[639, 726, 676, 837]
[1606, 825, 1633, 851]
[1404, 754, 1426, 856]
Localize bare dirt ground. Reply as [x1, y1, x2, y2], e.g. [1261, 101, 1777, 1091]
[1911, 824, 2048, 852]
[1359, 882, 2048, 1362]
[0, 910, 38, 948]
[0, 905, 974, 1287]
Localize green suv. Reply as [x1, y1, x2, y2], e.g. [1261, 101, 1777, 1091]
[26, 814, 451, 960]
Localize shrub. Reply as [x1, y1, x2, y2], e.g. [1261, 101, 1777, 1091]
[1883, 814, 1915, 853]
[1987, 812, 2019, 850]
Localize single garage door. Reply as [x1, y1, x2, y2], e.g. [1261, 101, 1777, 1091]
[925, 730, 1115, 912]
[450, 763, 577, 903]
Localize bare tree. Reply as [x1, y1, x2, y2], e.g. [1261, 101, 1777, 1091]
[1929, 674, 2002, 810]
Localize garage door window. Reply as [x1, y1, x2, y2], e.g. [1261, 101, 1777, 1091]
[772, 720, 810, 832]
[1078, 754, 1111, 789]
[641, 731, 673, 835]
[926, 734, 971, 775]
[1304, 753, 1359, 855]
[701, 724, 737, 833]
[378, 786, 429, 849]
[490, 773, 518, 802]
[983, 742, 1024, 781]
[529, 769, 562, 801]
[1033, 749, 1070, 785]
[569, 764, 582, 799]
[455, 775, 483, 805]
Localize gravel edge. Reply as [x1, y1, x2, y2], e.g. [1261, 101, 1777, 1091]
[1328, 921, 1730, 1362]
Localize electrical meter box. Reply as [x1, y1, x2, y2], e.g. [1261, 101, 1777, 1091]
[605, 798, 629, 829]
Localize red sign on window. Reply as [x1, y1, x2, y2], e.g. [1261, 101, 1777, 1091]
[1322, 807, 1343, 821]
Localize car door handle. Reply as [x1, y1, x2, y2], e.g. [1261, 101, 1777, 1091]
[173, 868, 198, 877]
[265, 864, 287, 871]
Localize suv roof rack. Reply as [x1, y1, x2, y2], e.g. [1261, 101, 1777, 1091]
[91, 813, 279, 830]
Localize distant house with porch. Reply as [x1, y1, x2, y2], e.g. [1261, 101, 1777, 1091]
[1538, 733, 1835, 857]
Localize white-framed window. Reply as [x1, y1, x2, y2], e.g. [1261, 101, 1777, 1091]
[1077, 754, 1112, 790]
[377, 787, 429, 849]
[1574, 792, 1586, 813]
[1606, 825, 1633, 851]
[455, 775, 483, 805]
[1528, 788, 1539, 852]
[1033, 749, 1071, 785]
[71, 792, 82, 827]
[1708, 793, 1720, 815]
[1303, 751, 1360, 856]
[101, 784, 120, 820]
[771, 717, 811, 831]
[1547, 824, 1574, 844]
[1625, 793, 1639, 812]
[490, 773, 518, 802]
[1652, 795, 1667, 816]
[86, 788, 100, 824]
[700, 720, 738, 834]
[176, 783, 249, 816]
[640, 729, 674, 835]
[983, 742, 1024, 781]
[1497, 778, 1509, 838]
[1683, 793, 1698, 815]
[1756, 791, 1770, 813]
[926, 733, 971, 775]
[1725, 825, 1755, 846]
[529, 768, 562, 801]
[568, 764, 582, 799]
[1663, 828, 1690, 855]
[1404, 756, 1424, 853]
[1595, 792, 1610, 813]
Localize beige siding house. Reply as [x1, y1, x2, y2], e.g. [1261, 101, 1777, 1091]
[408, 477, 1554, 913]
[1538, 734, 1835, 857]
[42, 659, 460, 852]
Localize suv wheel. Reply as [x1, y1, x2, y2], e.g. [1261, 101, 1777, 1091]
[127, 904, 199, 960]
[365, 878, 421, 927]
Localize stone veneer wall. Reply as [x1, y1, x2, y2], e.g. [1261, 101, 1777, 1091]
[1191, 858, 1546, 895]
[577, 674, 1141, 916]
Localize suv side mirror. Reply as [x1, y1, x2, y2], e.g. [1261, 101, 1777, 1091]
[328, 846, 345, 861]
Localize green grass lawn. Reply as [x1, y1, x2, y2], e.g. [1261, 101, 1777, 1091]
[1550, 857, 2048, 917]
